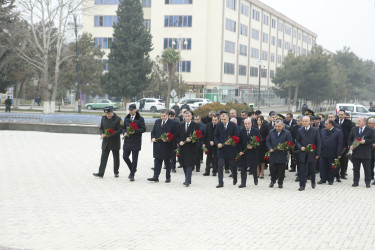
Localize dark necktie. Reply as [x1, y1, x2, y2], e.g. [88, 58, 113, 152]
[360, 128, 363, 136]
[131, 116, 134, 122]
[247, 130, 250, 136]
[162, 121, 165, 126]
[186, 122, 189, 132]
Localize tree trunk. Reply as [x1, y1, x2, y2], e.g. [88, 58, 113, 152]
[293, 82, 300, 112]
[287, 86, 291, 112]
[166, 63, 173, 110]
[42, 53, 52, 113]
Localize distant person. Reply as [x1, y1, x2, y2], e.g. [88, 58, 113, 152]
[171, 102, 180, 116]
[5, 96, 12, 112]
[181, 101, 190, 111]
[37, 96, 41, 106]
[301, 103, 307, 115]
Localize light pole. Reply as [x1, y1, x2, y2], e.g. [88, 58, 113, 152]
[69, 14, 82, 113]
[172, 38, 188, 95]
[256, 59, 266, 110]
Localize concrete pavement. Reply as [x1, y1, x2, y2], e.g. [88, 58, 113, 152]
[1, 131, 374, 249]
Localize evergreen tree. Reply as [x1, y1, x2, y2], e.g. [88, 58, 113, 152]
[102, 0, 153, 101]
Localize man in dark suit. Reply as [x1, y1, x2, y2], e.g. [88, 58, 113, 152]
[284, 113, 297, 129]
[201, 111, 214, 124]
[238, 118, 261, 188]
[214, 113, 239, 188]
[203, 115, 219, 176]
[266, 120, 293, 188]
[122, 104, 146, 181]
[318, 120, 343, 185]
[289, 115, 303, 173]
[296, 116, 321, 191]
[267, 112, 277, 130]
[193, 115, 206, 172]
[148, 110, 178, 183]
[229, 109, 243, 126]
[177, 111, 200, 187]
[335, 109, 353, 181]
[368, 118, 375, 184]
[93, 106, 123, 178]
[168, 111, 180, 173]
[348, 116, 374, 188]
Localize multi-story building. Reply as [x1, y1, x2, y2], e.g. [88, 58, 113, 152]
[82, 0, 316, 103]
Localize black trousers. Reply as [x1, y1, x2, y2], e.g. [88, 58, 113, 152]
[183, 165, 193, 183]
[370, 156, 374, 179]
[241, 163, 257, 186]
[218, 157, 236, 185]
[98, 147, 120, 176]
[195, 147, 202, 171]
[205, 151, 218, 173]
[170, 151, 177, 170]
[298, 162, 316, 188]
[270, 163, 285, 184]
[123, 149, 139, 177]
[338, 153, 349, 178]
[5, 105, 11, 112]
[319, 157, 335, 182]
[153, 157, 171, 180]
[352, 158, 371, 185]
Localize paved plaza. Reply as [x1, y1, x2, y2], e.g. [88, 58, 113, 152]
[1, 130, 375, 249]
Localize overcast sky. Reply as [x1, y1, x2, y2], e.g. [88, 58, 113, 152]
[260, 0, 375, 61]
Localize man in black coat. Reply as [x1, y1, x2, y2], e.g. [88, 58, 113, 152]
[296, 116, 321, 191]
[238, 118, 261, 188]
[203, 115, 219, 176]
[214, 113, 239, 188]
[229, 109, 243, 126]
[148, 110, 178, 183]
[289, 115, 303, 173]
[168, 111, 180, 173]
[4, 97, 12, 112]
[201, 111, 214, 124]
[177, 111, 200, 187]
[93, 106, 123, 178]
[122, 104, 146, 181]
[318, 120, 343, 185]
[171, 102, 180, 116]
[348, 116, 374, 188]
[368, 118, 375, 184]
[335, 109, 353, 180]
[266, 120, 293, 188]
[193, 115, 206, 172]
[267, 112, 277, 130]
[284, 113, 297, 129]
[180, 101, 190, 111]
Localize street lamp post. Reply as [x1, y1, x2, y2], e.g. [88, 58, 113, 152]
[70, 14, 82, 113]
[172, 38, 188, 96]
[256, 59, 266, 110]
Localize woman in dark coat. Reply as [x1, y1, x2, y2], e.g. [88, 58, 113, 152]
[257, 115, 270, 178]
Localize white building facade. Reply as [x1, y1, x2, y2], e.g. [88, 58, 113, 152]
[82, 0, 316, 103]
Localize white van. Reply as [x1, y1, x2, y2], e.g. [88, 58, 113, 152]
[336, 103, 375, 120]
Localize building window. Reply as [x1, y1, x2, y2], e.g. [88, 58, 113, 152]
[164, 15, 192, 27]
[239, 44, 247, 56]
[261, 69, 267, 78]
[284, 41, 290, 51]
[252, 9, 260, 21]
[284, 25, 291, 35]
[277, 55, 282, 64]
[270, 53, 275, 62]
[94, 37, 114, 49]
[308, 37, 312, 44]
[292, 45, 296, 53]
[240, 24, 248, 36]
[251, 28, 259, 40]
[293, 29, 297, 38]
[143, 19, 151, 31]
[163, 38, 192, 50]
[262, 32, 268, 44]
[94, 16, 117, 27]
[278, 39, 282, 48]
[239, 65, 246, 76]
[225, 18, 236, 32]
[250, 67, 258, 77]
[165, 0, 193, 4]
[261, 50, 268, 60]
[224, 62, 235, 75]
[240, 3, 249, 16]
[95, 0, 119, 4]
[177, 61, 191, 72]
[226, 0, 236, 10]
[278, 21, 283, 32]
[224, 40, 235, 54]
[250, 47, 259, 59]
[298, 32, 301, 40]
[263, 14, 269, 25]
[98, 59, 109, 71]
[271, 36, 275, 46]
[270, 70, 275, 78]
[271, 19, 276, 28]
[298, 46, 301, 54]
[302, 48, 307, 55]
[142, 0, 151, 7]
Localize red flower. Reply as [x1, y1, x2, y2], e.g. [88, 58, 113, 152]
[311, 144, 316, 150]
[167, 132, 174, 141]
[231, 136, 240, 144]
[255, 136, 260, 142]
[195, 130, 203, 139]
[264, 156, 270, 161]
[204, 150, 209, 154]
[287, 141, 293, 147]
[356, 138, 362, 142]
[108, 129, 114, 135]
[130, 122, 138, 130]
[234, 158, 238, 163]
[176, 154, 180, 157]
[331, 165, 336, 170]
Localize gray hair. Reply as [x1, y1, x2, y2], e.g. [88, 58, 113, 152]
[275, 119, 284, 125]
[368, 118, 375, 124]
[297, 115, 303, 120]
[208, 111, 215, 115]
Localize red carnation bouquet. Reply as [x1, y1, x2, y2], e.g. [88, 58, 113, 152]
[102, 128, 114, 139]
[331, 158, 341, 170]
[235, 136, 261, 161]
[156, 132, 174, 142]
[184, 130, 203, 144]
[264, 151, 270, 162]
[274, 141, 293, 151]
[175, 147, 180, 157]
[202, 145, 209, 154]
[347, 137, 364, 158]
[304, 144, 316, 153]
[225, 135, 240, 146]
[124, 122, 138, 139]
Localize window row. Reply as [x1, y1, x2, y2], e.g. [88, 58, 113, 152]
[225, 18, 236, 32]
[142, 0, 151, 7]
[94, 16, 117, 27]
[143, 19, 151, 31]
[226, 0, 236, 10]
[163, 38, 192, 50]
[164, 61, 191, 72]
[94, 37, 115, 49]
[94, 0, 119, 4]
[223, 63, 274, 78]
[164, 15, 192, 27]
[165, 0, 192, 4]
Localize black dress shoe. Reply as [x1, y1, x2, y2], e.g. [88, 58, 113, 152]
[269, 182, 274, 188]
[278, 184, 283, 189]
[295, 177, 299, 182]
[254, 179, 258, 185]
[233, 178, 237, 185]
[203, 172, 210, 176]
[177, 165, 183, 168]
[229, 174, 233, 177]
[115, 174, 119, 178]
[147, 177, 159, 182]
[225, 170, 230, 173]
[216, 184, 223, 188]
[372, 181, 375, 185]
[212, 172, 217, 176]
[366, 184, 371, 188]
[93, 173, 103, 178]
[341, 176, 347, 180]
[165, 179, 170, 183]
[130, 176, 135, 182]
[312, 182, 316, 189]
[151, 167, 154, 170]
[238, 184, 246, 188]
[128, 174, 131, 179]
[172, 169, 176, 173]
[196, 169, 200, 172]
[336, 178, 341, 182]
[328, 181, 333, 185]
[298, 187, 305, 191]
[318, 180, 325, 184]
[183, 182, 189, 187]
[289, 169, 296, 172]
[352, 183, 358, 187]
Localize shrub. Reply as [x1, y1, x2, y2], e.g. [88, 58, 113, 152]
[193, 102, 250, 117]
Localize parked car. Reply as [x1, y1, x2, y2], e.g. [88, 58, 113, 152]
[84, 99, 120, 110]
[336, 103, 375, 121]
[128, 98, 165, 112]
[178, 98, 212, 110]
